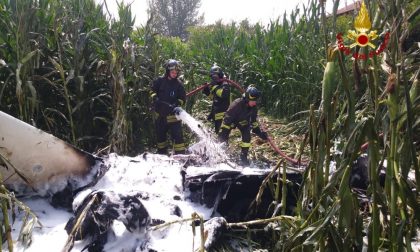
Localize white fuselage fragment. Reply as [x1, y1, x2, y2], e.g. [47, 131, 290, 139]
[0, 111, 95, 194]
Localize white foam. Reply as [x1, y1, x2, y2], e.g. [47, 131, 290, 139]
[10, 153, 213, 251]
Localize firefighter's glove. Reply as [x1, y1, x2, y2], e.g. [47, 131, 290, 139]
[259, 131, 268, 141]
[202, 85, 210, 96]
[252, 127, 268, 140]
[173, 106, 183, 115]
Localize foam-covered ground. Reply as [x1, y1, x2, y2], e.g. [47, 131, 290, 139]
[10, 153, 235, 251]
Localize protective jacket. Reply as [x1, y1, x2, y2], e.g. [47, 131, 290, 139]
[151, 76, 186, 121]
[221, 97, 259, 131]
[203, 80, 230, 133]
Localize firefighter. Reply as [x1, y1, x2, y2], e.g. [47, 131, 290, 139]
[150, 59, 186, 155]
[202, 64, 230, 133]
[218, 85, 268, 165]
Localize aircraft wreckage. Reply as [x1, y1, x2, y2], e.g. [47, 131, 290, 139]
[1, 110, 378, 251]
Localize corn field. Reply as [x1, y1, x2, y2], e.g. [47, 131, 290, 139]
[0, 0, 159, 156]
[0, 0, 419, 251]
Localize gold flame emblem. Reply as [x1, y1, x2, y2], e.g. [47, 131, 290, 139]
[347, 1, 378, 48]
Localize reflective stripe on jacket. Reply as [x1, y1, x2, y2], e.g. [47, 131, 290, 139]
[222, 98, 258, 129]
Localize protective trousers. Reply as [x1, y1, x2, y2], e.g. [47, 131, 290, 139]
[155, 116, 185, 155]
[207, 112, 224, 134]
[218, 125, 251, 163]
[214, 118, 223, 134]
[238, 126, 251, 164]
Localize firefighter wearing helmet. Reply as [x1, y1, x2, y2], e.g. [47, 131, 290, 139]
[218, 85, 268, 165]
[150, 59, 186, 155]
[202, 64, 231, 133]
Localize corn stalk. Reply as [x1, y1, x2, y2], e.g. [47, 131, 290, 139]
[0, 153, 40, 252]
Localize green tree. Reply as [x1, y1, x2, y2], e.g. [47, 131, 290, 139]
[147, 0, 204, 38]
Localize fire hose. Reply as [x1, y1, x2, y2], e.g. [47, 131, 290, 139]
[187, 79, 305, 166]
[186, 82, 210, 97]
[186, 78, 245, 97]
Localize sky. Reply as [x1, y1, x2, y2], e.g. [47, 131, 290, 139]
[97, 0, 344, 27]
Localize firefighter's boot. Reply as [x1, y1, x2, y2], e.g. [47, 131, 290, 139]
[240, 148, 250, 166]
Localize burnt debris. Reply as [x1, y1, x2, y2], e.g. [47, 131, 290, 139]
[184, 168, 302, 222]
[65, 190, 150, 252]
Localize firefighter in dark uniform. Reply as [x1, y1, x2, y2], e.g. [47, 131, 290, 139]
[218, 85, 268, 165]
[202, 65, 230, 133]
[150, 59, 186, 155]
